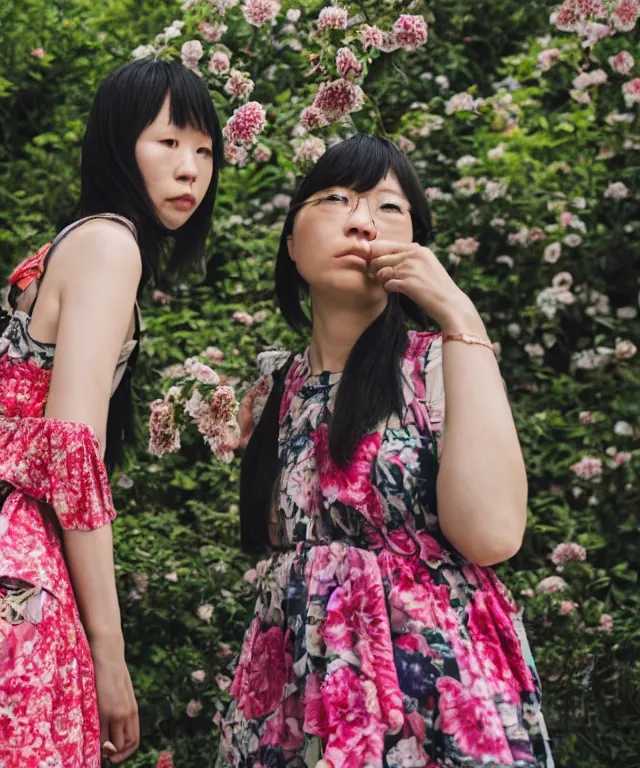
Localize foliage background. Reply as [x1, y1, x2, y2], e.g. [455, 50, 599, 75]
[1, 0, 639, 766]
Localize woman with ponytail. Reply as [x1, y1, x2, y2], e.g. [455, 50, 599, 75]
[218, 135, 553, 768]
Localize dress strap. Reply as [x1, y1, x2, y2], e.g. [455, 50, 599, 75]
[28, 213, 138, 316]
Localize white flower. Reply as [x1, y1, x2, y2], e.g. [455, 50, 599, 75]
[614, 421, 634, 437]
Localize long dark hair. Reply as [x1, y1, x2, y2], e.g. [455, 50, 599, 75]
[80, 58, 224, 470]
[240, 135, 434, 553]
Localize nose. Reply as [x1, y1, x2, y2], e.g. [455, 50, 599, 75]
[176, 148, 198, 184]
[345, 197, 377, 240]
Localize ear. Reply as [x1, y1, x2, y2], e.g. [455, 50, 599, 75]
[286, 235, 295, 262]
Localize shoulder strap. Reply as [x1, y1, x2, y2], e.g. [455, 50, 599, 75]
[29, 214, 138, 316]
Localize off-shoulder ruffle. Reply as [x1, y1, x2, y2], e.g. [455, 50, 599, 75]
[0, 416, 116, 531]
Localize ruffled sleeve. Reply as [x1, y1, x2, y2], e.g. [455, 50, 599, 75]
[0, 416, 116, 530]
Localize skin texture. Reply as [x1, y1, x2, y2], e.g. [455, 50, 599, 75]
[135, 93, 214, 230]
[286, 172, 528, 566]
[25, 93, 216, 763]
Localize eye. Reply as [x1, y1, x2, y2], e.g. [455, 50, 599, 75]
[161, 139, 178, 148]
[324, 194, 350, 204]
[198, 147, 213, 157]
[381, 202, 403, 212]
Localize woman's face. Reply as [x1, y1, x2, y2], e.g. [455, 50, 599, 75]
[287, 172, 414, 304]
[135, 94, 214, 230]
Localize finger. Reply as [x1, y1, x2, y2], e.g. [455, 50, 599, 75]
[110, 720, 127, 755]
[368, 239, 414, 258]
[382, 279, 406, 294]
[369, 251, 411, 271]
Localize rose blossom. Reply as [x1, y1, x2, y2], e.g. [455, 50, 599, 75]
[392, 14, 429, 52]
[604, 181, 629, 199]
[335, 47, 362, 78]
[223, 102, 266, 147]
[611, 0, 639, 31]
[570, 455, 603, 479]
[550, 542, 587, 567]
[299, 106, 329, 129]
[197, 603, 214, 622]
[312, 78, 365, 121]
[209, 51, 231, 75]
[609, 50, 635, 75]
[224, 69, 255, 98]
[449, 237, 480, 257]
[242, 0, 281, 27]
[537, 48, 561, 71]
[181, 40, 204, 72]
[148, 399, 181, 457]
[622, 78, 640, 105]
[293, 136, 326, 163]
[198, 21, 227, 42]
[536, 576, 569, 595]
[615, 339, 637, 359]
[360, 24, 383, 50]
[316, 5, 348, 32]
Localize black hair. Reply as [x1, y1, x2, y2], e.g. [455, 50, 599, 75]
[240, 135, 434, 553]
[79, 58, 224, 470]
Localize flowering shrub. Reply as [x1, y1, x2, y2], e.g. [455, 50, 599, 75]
[0, 0, 639, 766]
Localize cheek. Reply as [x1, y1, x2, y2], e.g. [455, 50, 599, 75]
[135, 144, 164, 194]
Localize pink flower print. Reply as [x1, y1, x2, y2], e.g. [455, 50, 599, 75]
[437, 676, 514, 763]
[230, 620, 292, 719]
[260, 690, 304, 750]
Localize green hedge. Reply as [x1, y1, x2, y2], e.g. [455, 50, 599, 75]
[1, 1, 639, 766]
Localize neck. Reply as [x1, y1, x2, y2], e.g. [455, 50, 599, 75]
[308, 292, 386, 374]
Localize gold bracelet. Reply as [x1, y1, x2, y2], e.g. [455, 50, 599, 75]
[442, 332, 495, 353]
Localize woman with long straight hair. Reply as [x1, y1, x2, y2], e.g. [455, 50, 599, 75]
[218, 135, 553, 768]
[0, 58, 223, 767]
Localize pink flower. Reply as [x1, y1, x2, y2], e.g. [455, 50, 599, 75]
[599, 613, 614, 632]
[604, 181, 629, 199]
[293, 136, 327, 163]
[209, 51, 230, 75]
[180, 40, 204, 72]
[611, 0, 639, 31]
[223, 102, 266, 147]
[186, 699, 202, 717]
[560, 211, 574, 228]
[224, 143, 250, 167]
[30, 48, 45, 59]
[615, 339, 637, 358]
[164, 571, 178, 582]
[445, 91, 475, 114]
[224, 69, 255, 98]
[203, 346, 224, 363]
[191, 669, 206, 682]
[392, 14, 429, 52]
[253, 143, 272, 162]
[544, 243, 562, 263]
[312, 78, 365, 121]
[579, 411, 595, 424]
[317, 5, 348, 33]
[242, 0, 281, 27]
[148, 399, 181, 456]
[378, 31, 400, 53]
[185, 359, 220, 385]
[299, 105, 329, 129]
[550, 542, 587, 567]
[609, 50, 635, 75]
[560, 600, 579, 614]
[156, 752, 174, 768]
[286, 8, 301, 22]
[336, 47, 362, 78]
[198, 21, 227, 41]
[360, 24, 383, 50]
[396, 135, 416, 153]
[437, 677, 514, 763]
[622, 77, 640, 105]
[153, 289, 170, 304]
[570, 455, 603, 479]
[536, 576, 569, 594]
[449, 237, 480, 257]
[233, 309, 255, 325]
[209, 0, 239, 14]
[209, 385, 238, 423]
[538, 48, 561, 72]
[614, 451, 632, 465]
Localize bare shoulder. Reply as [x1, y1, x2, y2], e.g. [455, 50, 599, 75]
[49, 218, 141, 290]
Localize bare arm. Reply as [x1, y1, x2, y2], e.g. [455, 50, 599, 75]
[42, 219, 141, 760]
[436, 300, 528, 566]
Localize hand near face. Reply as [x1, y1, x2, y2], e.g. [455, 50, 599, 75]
[368, 240, 480, 332]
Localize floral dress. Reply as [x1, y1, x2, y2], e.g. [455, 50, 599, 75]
[0, 214, 138, 768]
[218, 331, 554, 768]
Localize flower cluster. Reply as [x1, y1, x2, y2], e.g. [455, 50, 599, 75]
[241, 0, 280, 27]
[312, 78, 365, 122]
[223, 101, 266, 148]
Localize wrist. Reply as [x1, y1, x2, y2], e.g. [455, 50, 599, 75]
[88, 630, 125, 659]
[436, 295, 487, 337]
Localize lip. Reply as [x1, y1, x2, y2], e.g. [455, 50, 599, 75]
[168, 194, 196, 211]
[335, 246, 371, 262]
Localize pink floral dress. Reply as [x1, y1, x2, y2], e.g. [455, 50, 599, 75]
[217, 331, 554, 768]
[0, 215, 138, 768]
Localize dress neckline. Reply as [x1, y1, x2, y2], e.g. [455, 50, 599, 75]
[301, 347, 342, 386]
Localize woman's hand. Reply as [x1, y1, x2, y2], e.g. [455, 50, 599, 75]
[368, 240, 484, 334]
[91, 634, 140, 764]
